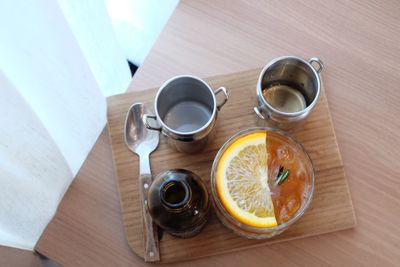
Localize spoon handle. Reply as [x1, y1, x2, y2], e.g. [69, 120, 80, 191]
[138, 173, 160, 262]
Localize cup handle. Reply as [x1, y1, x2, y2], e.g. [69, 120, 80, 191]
[143, 114, 162, 131]
[253, 106, 268, 120]
[214, 87, 229, 111]
[309, 57, 324, 74]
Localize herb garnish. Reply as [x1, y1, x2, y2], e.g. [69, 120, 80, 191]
[274, 165, 290, 186]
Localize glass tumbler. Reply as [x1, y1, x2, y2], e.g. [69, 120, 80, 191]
[210, 127, 315, 239]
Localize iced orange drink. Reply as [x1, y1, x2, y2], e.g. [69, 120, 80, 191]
[211, 128, 314, 238]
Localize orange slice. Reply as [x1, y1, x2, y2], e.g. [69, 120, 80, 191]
[216, 132, 277, 228]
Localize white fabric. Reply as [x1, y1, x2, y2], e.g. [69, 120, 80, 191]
[105, 0, 179, 65]
[0, 0, 131, 250]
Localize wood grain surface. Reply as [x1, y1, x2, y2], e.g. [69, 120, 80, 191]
[107, 69, 355, 263]
[0, 246, 42, 267]
[35, 0, 400, 266]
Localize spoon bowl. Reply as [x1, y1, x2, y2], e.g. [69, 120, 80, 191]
[125, 103, 159, 156]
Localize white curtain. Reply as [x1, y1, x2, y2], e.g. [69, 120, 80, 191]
[0, 0, 178, 252]
[0, 0, 132, 250]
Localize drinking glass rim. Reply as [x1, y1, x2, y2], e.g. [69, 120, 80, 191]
[210, 127, 315, 233]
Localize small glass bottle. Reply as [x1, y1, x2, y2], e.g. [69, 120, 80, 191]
[147, 169, 210, 238]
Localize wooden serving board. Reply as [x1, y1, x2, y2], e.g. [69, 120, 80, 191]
[106, 68, 356, 263]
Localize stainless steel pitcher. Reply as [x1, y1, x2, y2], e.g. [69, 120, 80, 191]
[144, 75, 228, 153]
[254, 56, 324, 130]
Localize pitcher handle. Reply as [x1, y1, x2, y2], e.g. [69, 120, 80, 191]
[214, 87, 229, 111]
[143, 114, 162, 131]
[253, 106, 267, 120]
[309, 57, 324, 74]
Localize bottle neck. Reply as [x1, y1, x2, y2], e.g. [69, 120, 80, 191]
[160, 179, 192, 212]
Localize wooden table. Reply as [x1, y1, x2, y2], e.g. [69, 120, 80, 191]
[35, 1, 400, 266]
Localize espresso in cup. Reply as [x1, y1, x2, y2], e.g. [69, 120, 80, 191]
[262, 83, 307, 113]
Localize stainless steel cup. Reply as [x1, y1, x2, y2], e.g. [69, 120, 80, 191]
[253, 56, 324, 130]
[143, 75, 229, 153]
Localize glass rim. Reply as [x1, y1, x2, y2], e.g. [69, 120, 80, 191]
[210, 127, 315, 233]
